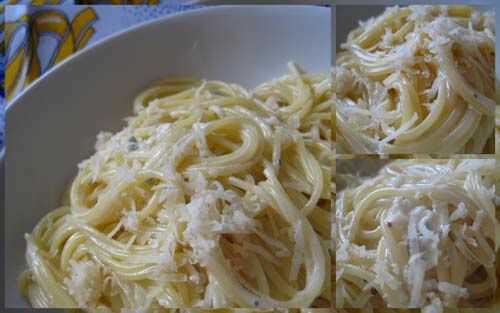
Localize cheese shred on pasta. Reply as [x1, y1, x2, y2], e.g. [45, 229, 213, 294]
[335, 5, 496, 154]
[335, 159, 500, 313]
[18, 64, 333, 311]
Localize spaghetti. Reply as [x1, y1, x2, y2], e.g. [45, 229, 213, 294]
[335, 159, 500, 313]
[335, 5, 496, 154]
[18, 64, 333, 311]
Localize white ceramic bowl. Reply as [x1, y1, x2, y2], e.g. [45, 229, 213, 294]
[4, 5, 331, 307]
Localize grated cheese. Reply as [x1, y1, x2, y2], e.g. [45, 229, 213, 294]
[450, 202, 467, 221]
[63, 260, 101, 308]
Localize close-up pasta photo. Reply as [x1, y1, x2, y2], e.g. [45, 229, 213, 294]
[335, 158, 500, 313]
[335, 5, 496, 154]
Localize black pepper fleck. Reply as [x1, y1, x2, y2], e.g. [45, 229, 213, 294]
[129, 136, 138, 143]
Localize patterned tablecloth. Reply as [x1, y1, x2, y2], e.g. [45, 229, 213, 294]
[0, 1, 201, 147]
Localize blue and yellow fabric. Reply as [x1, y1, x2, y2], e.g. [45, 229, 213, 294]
[0, 1, 199, 148]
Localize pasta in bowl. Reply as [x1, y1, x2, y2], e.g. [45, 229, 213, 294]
[17, 64, 333, 311]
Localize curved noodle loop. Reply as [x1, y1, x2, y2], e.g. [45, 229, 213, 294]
[18, 64, 333, 311]
[335, 5, 496, 154]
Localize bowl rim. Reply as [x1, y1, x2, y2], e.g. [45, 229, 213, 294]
[5, 4, 329, 113]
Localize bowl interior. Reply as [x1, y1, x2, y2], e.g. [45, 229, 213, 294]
[4, 5, 330, 307]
